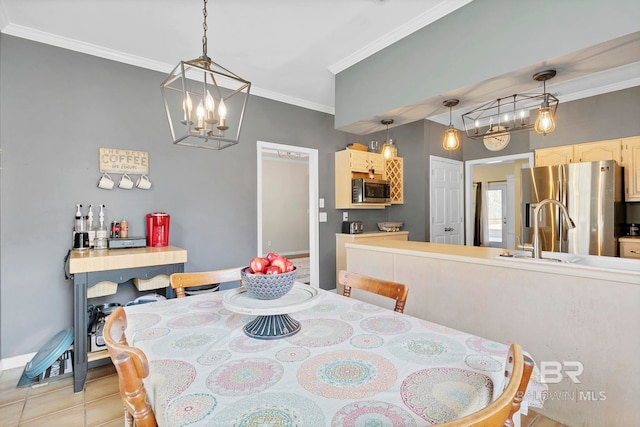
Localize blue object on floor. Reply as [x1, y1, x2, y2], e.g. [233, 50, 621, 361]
[24, 328, 74, 379]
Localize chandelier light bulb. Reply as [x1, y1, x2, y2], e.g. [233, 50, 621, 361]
[196, 99, 205, 129]
[382, 144, 393, 160]
[441, 99, 460, 151]
[442, 128, 460, 151]
[535, 105, 556, 135]
[182, 92, 193, 124]
[205, 90, 216, 123]
[380, 119, 396, 160]
[217, 98, 228, 130]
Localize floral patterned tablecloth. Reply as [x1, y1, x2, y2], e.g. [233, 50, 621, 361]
[124, 287, 546, 427]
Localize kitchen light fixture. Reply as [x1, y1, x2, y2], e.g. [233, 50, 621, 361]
[161, 0, 251, 150]
[381, 119, 397, 160]
[461, 69, 559, 145]
[533, 70, 557, 135]
[442, 99, 460, 151]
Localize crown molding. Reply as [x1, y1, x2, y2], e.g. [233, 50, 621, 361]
[328, 0, 472, 75]
[1, 23, 335, 115]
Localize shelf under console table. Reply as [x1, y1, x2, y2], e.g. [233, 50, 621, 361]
[68, 245, 188, 392]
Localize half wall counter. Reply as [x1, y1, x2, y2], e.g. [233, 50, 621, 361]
[345, 240, 639, 427]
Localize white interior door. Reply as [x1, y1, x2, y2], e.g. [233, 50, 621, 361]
[486, 182, 507, 248]
[430, 156, 463, 244]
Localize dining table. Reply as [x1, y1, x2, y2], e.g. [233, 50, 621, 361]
[123, 283, 547, 426]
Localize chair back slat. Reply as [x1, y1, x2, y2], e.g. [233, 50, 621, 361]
[170, 267, 243, 298]
[338, 270, 409, 313]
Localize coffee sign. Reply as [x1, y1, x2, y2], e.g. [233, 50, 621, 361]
[99, 148, 149, 174]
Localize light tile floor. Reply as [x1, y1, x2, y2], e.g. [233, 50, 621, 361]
[0, 363, 568, 426]
[0, 364, 122, 427]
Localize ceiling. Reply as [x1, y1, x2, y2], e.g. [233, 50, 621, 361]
[1, 0, 639, 134]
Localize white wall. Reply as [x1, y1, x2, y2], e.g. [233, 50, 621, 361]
[261, 155, 309, 255]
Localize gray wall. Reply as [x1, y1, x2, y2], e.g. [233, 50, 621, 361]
[1, 33, 639, 361]
[0, 34, 356, 358]
[529, 87, 640, 149]
[334, 0, 639, 130]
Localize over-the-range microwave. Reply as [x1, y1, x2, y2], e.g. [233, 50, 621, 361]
[352, 178, 391, 204]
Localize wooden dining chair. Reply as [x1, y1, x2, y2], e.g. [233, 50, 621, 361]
[169, 266, 243, 298]
[103, 307, 157, 427]
[438, 343, 533, 427]
[338, 270, 409, 313]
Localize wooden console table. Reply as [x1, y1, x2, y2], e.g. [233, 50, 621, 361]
[68, 246, 187, 392]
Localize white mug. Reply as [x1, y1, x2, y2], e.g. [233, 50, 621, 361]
[136, 174, 152, 190]
[97, 173, 114, 190]
[118, 173, 134, 190]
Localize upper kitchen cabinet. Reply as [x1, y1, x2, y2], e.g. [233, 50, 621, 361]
[334, 149, 404, 209]
[534, 137, 640, 201]
[534, 145, 574, 166]
[574, 140, 622, 163]
[348, 150, 386, 174]
[622, 136, 640, 201]
[535, 139, 622, 166]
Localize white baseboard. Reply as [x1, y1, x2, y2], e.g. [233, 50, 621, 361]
[1, 352, 36, 372]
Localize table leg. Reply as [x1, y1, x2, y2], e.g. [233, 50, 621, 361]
[73, 273, 88, 393]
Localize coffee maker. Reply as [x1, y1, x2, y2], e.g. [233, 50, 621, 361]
[72, 204, 89, 251]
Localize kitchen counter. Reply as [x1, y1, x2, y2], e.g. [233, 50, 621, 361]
[344, 240, 640, 284]
[345, 240, 640, 427]
[69, 245, 187, 273]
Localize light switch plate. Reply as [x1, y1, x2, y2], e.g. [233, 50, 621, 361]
[343, 212, 348, 221]
[319, 198, 325, 208]
[319, 212, 327, 222]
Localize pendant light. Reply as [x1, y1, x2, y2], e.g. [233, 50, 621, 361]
[533, 70, 557, 135]
[381, 119, 397, 160]
[442, 99, 460, 151]
[161, 0, 251, 150]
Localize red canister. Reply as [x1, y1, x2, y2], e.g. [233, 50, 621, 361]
[146, 212, 170, 247]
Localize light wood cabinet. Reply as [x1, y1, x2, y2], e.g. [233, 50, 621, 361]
[335, 231, 409, 292]
[335, 149, 404, 209]
[619, 237, 640, 259]
[534, 139, 623, 167]
[534, 137, 640, 201]
[349, 150, 385, 173]
[385, 158, 404, 204]
[535, 145, 574, 166]
[622, 136, 640, 201]
[574, 140, 622, 163]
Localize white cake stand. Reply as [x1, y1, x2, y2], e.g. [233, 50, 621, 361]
[222, 283, 320, 339]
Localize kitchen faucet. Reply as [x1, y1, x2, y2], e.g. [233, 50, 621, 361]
[531, 199, 576, 259]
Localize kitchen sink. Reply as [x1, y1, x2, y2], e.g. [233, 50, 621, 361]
[496, 251, 640, 273]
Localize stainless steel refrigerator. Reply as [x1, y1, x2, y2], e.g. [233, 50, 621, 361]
[521, 160, 624, 256]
